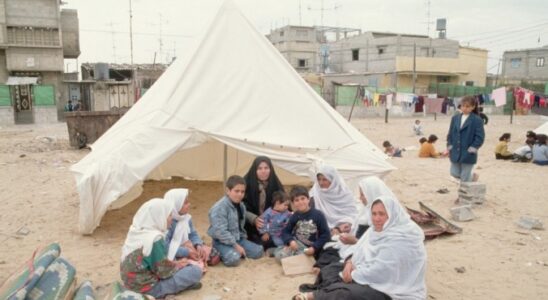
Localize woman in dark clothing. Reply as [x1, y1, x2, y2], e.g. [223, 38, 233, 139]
[242, 156, 285, 246]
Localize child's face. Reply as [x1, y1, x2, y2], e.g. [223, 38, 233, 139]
[461, 102, 475, 114]
[273, 200, 289, 212]
[415, 120, 420, 124]
[226, 184, 246, 204]
[292, 195, 310, 212]
[179, 199, 191, 215]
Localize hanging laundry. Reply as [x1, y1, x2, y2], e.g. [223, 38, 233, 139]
[491, 87, 507, 107]
[386, 94, 393, 109]
[373, 93, 380, 106]
[425, 98, 444, 114]
[415, 96, 425, 113]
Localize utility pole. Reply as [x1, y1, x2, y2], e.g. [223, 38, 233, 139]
[412, 42, 417, 93]
[109, 22, 117, 63]
[495, 58, 502, 87]
[129, 0, 134, 64]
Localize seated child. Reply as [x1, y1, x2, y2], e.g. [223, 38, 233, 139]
[207, 175, 264, 267]
[413, 120, 424, 136]
[259, 191, 292, 249]
[274, 185, 330, 262]
[419, 134, 444, 158]
[382, 141, 403, 157]
[532, 134, 548, 166]
[494, 133, 513, 160]
[419, 137, 427, 144]
[513, 139, 534, 162]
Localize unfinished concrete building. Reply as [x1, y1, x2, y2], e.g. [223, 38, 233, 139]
[0, 0, 80, 125]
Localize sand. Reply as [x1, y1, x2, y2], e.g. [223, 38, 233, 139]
[0, 114, 547, 300]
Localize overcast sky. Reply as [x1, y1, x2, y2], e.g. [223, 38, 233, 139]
[63, 0, 548, 74]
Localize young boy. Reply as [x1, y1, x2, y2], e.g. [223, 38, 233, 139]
[207, 175, 264, 267]
[413, 119, 424, 136]
[274, 185, 330, 262]
[382, 140, 403, 157]
[259, 191, 292, 249]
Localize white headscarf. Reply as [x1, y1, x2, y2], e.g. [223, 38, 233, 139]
[121, 198, 173, 261]
[351, 195, 426, 300]
[355, 176, 397, 230]
[309, 165, 357, 229]
[164, 188, 191, 260]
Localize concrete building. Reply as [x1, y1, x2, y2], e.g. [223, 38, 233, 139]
[325, 31, 487, 93]
[267, 25, 361, 73]
[76, 63, 167, 111]
[0, 0, 80, 125]
[501, 45, 548, 85]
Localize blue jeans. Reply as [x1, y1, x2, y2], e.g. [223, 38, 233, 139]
[213, 238, 264, 267]
[274, 240, 307, 263]
[450, 162, 474, 182]
[533, 160, 548, 166]
[148, 265, 202, 298]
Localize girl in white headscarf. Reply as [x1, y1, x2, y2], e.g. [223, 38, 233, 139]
[164, 188, 216, 271]
[120, 198, 203, 299]
[309, 165, 357, 230]
[294, 195, 426, 300]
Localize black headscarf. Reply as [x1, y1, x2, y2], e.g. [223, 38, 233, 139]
[243, 156, 285, 215]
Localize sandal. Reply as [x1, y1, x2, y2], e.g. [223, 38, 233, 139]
[292, 292, 308, 300]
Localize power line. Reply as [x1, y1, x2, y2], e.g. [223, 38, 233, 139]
[80, 28, 193, 38]
[452, 18, 548, 40]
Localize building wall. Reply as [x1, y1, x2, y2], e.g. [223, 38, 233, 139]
[5, 0, 59, 27]
[268, 26, 320, 72]
[0, 106, 14, 125]
[33, 106, 57, 123]
[41, 71, 64, 119]
[457, 47, 487, 86]
[502, 46, 548, 82]
[60, 9, 80, 58]
[0, 50, 8, 82]
[6, 47, 64, 71]
[329, 32, 460, 74]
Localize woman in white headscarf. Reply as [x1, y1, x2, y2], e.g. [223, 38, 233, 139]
[294, 195, 427, 300]
[164, 188, 218, 271]
[120, 198, 203, 299]
[309, 165, 357, 230]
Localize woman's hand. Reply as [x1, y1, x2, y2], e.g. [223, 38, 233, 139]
[187, 248, 200, 261]
[339, 233, 358, 245]
[254, 217, 264, 229]
[342, 261, 355, 283]
[261, 233, 270, 242]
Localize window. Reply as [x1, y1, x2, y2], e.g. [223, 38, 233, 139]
[536, 57, 545, 67]
[437, 76, 450, 83]
[511, 58, 521, 68]
[352, 49, 359, 61]
[298, 59, 307, 68]
[377, 46, 386, 55]
[465, 81, 474, 86]
[7, 26, 60, 46]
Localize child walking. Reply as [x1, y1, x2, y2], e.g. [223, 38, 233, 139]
[207, 175, 264, 267]
[274, 186, 330, 262]
[258, 191, 292, 251]
[446, 95, 485, 182]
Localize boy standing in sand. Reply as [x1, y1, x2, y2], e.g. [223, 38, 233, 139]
[207, 175, 264, 267]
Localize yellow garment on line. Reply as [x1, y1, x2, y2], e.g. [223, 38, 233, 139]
[373, 93, 380, 106]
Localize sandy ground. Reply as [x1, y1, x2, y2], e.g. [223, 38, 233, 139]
[0, 114, 547, 300]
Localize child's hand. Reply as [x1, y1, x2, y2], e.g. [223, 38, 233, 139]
[254, 217, 264, 229]
[289, 240, 298, 251]
[339, 233, 358, 245]
[304, 247, 315, 256]
[261, 233, 270, 242]
[234, 243, 246, 257]
[176, 258, 189, 269]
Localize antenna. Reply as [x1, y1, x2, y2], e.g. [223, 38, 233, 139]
[424, 0, 434, 37]
[299, 0, 302, 25]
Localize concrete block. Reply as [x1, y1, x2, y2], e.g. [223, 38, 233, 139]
[450, 205, 475, 222]
[458, 182, 486, 205]
[517, 216, 544, 230]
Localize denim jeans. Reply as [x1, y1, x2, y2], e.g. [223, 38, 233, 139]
[450, 162, 474, 182]
[212, 238, 264, 267]
[147, 265, 202, 298]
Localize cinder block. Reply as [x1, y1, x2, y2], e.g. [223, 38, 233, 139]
[450, 205, 475, 222]
[517, 216, 544, 230]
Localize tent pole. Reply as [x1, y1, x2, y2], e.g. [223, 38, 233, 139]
[348, 85, 361, 122]
[223, 144, 228, 184]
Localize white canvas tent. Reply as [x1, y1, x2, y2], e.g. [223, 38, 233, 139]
[71, 0, 395, 234]
[534, 120, 548, 135]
